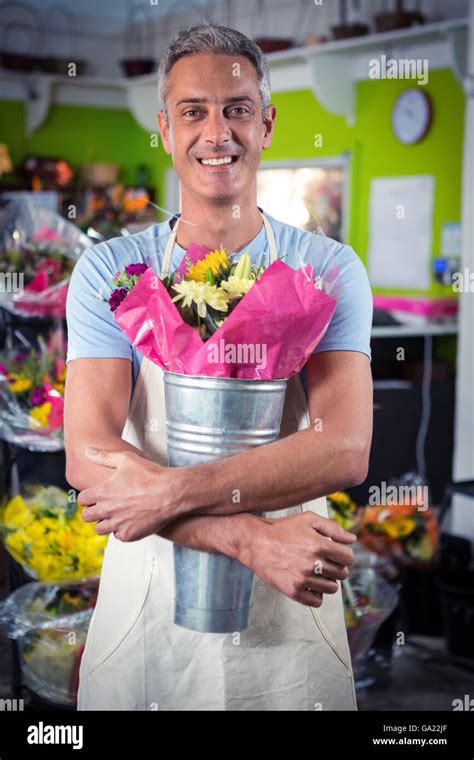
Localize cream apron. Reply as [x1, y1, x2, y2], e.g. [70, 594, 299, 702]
[77, 213, 357, 711]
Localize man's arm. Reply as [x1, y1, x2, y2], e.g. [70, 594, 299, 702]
[66, 356, 358, 607]
[76, 350, 372, 530]
[161, 349, 373, 517]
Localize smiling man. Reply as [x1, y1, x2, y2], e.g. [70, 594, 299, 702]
[65, 24, 373, 711]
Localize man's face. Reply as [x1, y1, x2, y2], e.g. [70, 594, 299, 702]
[157, 53, 276, 203]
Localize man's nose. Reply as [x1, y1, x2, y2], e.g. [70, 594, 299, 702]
[202, 110, 232, 146]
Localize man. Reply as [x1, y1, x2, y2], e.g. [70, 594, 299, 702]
[65, 23, 373, 711]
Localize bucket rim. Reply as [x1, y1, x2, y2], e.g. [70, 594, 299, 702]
[163, 370, 290, 384]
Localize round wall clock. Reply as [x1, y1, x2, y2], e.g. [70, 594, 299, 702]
[391, 89, 433, 145]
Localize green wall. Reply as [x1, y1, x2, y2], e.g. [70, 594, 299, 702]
[0, 99, 171, 202]
[266, 68, 465, 296]
[0, 67, 465, 297]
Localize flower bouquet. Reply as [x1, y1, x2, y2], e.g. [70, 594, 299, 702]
[0, 484, 107, 582]
[0, 199, 92, 318]
[327, 490, 363, 532]
[0, 581, 98, 706]
[101, 231, 342, 379]
[359, 503, 439, 567]
[98, 228, 343, 631]
[0, 329, 67, 451]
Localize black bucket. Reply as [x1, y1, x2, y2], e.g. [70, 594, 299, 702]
[440, 571, 474, 659]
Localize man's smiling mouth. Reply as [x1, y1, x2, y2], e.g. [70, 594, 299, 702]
[196, 155, 240, 166]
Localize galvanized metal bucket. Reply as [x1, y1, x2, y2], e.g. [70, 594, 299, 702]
[164, 370, 289, 633]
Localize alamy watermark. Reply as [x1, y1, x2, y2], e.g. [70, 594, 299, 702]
[368, 482, 429, 511]
[368, 55, 429, 86]
[207, 340, 267, 370]
[0, 272, 24, 296]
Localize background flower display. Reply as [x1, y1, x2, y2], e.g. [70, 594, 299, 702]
[78, 184, 151, 240]
[0, 199, 92, 317]
[0, 328, 67, 451]
[0, 484, 107, 583]
[359, 504, 439, 566]
[0, 581, 97, 706]
[327, 490, 439, 567]
[343, 568, 399, 664]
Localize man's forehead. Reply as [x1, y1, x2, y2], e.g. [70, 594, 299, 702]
[167, 53, 259, 92]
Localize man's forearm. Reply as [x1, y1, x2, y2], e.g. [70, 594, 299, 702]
[158, 511, 261, 567]
[174, 425, 366, 519]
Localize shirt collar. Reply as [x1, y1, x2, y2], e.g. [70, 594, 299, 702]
[167, 207, 269, 256]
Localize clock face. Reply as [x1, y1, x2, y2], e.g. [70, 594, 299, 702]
[392, 89, 433, 145]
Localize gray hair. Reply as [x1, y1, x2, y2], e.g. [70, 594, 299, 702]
[157, 23, 271, 121]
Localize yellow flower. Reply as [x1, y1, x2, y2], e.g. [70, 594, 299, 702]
[172, 280, 229, 319]
[6, 374, 32, 393]
[28, 402, 52, 429]
[220, 275, 255, 300]
[2, 495, 32, 529]
[187, 248, 229, 283]
[383, 517, 416, 539]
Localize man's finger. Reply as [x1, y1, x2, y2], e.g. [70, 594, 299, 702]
[77, 489, 98, 507]
[80, 506, 103, 523]
[305, 577, 339, 595]
[321, 540, 354, 566]
[297, 589, 323, 608]
[95, 520, 115, 536]
[314, 517, 357, 544]
[312, 559, 349, 582]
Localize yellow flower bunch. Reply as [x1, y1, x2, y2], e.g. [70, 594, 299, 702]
[327, 491, 359, 530]
[187, 248, 229, 282]
[28, 401, 52, 429]
[1, 486, 107, 581]
[7, 374, 33, 393]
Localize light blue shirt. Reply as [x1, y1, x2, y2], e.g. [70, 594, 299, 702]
[66, 210, 373, 399]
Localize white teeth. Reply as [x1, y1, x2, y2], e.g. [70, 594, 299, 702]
[200, 156, 233, 165]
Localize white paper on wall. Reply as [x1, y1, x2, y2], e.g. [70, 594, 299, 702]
[368, 176, 434, 290]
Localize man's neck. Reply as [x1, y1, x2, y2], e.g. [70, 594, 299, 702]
[172, 198, 263, 252]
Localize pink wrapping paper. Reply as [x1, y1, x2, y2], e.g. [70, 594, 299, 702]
[115, 259, 338, 380]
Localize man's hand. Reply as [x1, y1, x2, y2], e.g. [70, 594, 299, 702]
[78, 447, 184, 540]
[241, 511, 356, 608]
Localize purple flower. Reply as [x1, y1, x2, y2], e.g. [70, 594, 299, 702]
[124, 263, 147, 277]
[0, 362, 8, 375]
[13, 351, 28, 363]
[109, 287, 128, 312]
[30, 386, 47, 405]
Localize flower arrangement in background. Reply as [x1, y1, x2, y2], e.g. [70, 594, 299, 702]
[78, 184, 150, 240]
[0, 331, 66, 443]
[0, 143, 13, 176]
[327, 489, 439, 566]
[327, 490, 361, 532]
[0, 581, 97, 706]
[0, 237, 76, 289]
[0, 484, 107, 582]
[360, 503, 439, 564]
[0, 201, 91, 317]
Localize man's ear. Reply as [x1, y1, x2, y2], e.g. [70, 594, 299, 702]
[157, 111, 172, 155]
[262, 104, 276, 151]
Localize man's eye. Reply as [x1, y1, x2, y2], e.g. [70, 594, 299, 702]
[183, 110, 201, 118]
[228, 107, 250, 116]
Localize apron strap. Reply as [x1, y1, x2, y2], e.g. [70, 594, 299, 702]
[160, 210, 277, 278]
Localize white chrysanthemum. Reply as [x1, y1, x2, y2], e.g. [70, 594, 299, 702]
[171, 280, 229, 318]
[220, 276, 255, 300]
